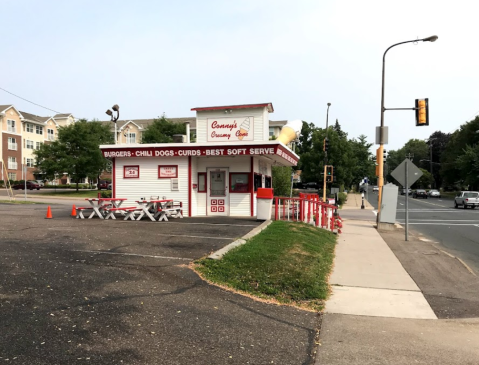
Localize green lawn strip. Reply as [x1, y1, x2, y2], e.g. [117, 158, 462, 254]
[37, 191, 103, 198]
[0, 200, 44, 204]
[195, 221, 336, 311]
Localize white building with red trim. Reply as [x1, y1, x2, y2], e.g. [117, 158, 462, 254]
[100, 103, 299, 217]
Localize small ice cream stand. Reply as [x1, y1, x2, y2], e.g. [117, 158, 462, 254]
[100, 103, 300, 217]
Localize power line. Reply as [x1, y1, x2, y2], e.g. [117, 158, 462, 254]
[0, 86, 63, 114]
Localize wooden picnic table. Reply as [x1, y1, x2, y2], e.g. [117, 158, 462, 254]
[84, 198, 127, 219]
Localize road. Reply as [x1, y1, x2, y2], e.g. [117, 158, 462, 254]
[365, 186, 479, 275]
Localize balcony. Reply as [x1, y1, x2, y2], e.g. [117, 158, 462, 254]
[47, 135, 55, 141]
[8, 162, 18, 170]
[8, 142, 17, 150]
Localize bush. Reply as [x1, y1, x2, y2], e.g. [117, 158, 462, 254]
[337, 192, 347, 206]
[101, 190, 112, 198]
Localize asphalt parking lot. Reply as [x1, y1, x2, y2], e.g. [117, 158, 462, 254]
[0, 203, 320, 365]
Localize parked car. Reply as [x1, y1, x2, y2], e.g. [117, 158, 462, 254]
[428, 189, 441, 198]
[413, 189, 428, 199]
[97, 180, 109, 190]
[12, 181, 41, 190]
[401, 188, 412, 195]
[35, 180, 45, 187]
[373, 186, 379, 192]
[454, 191, 479, 209]
[107, 183, 112, 190]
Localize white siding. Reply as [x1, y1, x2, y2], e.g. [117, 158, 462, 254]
[195, 108, 268, 143]
[114, 157, 190, 216]
[190, 157, 200, 215]
[198, 156, 251, 216]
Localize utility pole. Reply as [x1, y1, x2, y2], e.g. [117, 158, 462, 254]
[323, 103, 331, 202]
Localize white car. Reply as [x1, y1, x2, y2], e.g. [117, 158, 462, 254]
[373, 186, 379, 192]
[107, 183, 112, 190]
[428, 189, 441, 198]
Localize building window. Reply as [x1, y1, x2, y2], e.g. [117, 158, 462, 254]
[26, 123, 34, 133]
[8, 172, 16, 180]
[230, 173, 250, 193]
[8, 137, 17, 150]
[26, 158, 35, 167]
[265, 176, 272, 188]
[36, 125, 44, 135]
[47, 129, 55, 141]
[26, 140, 34, 149]
[269, 127, 275, 137]
[8, 157, 17, 170]
[7, 120, 16, 133]
[126, 132, 136, 144]
[198, 173, 206, 193]
[254, 173, 262, 192]
[36, 142, 42, 150]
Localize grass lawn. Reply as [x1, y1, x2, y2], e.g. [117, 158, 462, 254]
[38, 190, 107, 198]
[194, 220, 336, 311]
[0, 199, 44, 204]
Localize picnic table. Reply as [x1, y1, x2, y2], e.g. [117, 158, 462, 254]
[82, 198, 127, 219]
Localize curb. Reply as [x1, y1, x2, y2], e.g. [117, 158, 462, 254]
[208, 220, 273, 260]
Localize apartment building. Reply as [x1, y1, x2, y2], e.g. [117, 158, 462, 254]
[104, 118, 286, 144]
[0, 105, 66, 182]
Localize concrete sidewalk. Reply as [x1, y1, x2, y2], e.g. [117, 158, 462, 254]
[316, 193, 479, 364]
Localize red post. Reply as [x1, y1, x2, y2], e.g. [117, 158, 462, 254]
[274, 198, 278, 221]
[97, 192, 101, 198]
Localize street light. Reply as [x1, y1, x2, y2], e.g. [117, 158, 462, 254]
[106, 104, 120, 144]
[377, 35, 438, 214]
[323, 102, 331, 202]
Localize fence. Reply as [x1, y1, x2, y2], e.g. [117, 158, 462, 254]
[273, 193, 342, 233]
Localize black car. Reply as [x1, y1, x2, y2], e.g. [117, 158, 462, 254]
[413, 189, 428, 199]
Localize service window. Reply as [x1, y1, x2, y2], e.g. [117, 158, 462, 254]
[230, 173, 250, 193]
[198, 173, 206, 193]
[254, 173, 262, 192]
[265, 175, 272, 188]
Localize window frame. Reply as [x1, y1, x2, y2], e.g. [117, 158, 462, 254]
[126, 132, 136, 144]
[253, 173, 263, 192]
[26, 123, 34, 133]
[26, 140, 34, 149]
[229, 172, 250, 193]
[158, 165, 178, 179]
[7, 119, 16, 133]
[36, 125, 43, 135]
[47, 128, 55, 141]
[197, 172, 207, 193]
[26, 158, 34, 167]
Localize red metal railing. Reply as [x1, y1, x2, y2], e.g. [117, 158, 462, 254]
[273, 193, 342, 233]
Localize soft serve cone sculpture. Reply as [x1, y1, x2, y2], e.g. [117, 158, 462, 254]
[238, 117, 250, 140]
[277, 119, 302, 145]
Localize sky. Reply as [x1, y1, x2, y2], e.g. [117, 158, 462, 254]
[1, 0, 478, 151]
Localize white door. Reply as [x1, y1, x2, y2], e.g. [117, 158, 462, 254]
[207, 168, 229, 216]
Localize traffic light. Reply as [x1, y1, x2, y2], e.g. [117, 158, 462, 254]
[326, 165, 334, 182]
[383, 149, 387, 161]
[324, 138, 329, 152]
[415, 98, 429, 126]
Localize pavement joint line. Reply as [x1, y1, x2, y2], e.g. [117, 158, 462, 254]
[154, 233, 235, 240]
[331, 284, 420, 292]
[162, 222, 259, 227]
[71, 250, 193, 261]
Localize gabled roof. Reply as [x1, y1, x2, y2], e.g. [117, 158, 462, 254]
[20, 111, 50, 124]
[102, 117, 197, 130]
[54, 113, 73, 118]
[0, 104, 13, 113]
[118, 120, 144, 131]
[0, 105, 24, 118]
[191, 103, 274, 113]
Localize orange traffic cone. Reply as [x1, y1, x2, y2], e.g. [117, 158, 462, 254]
[46, 206, 53, 219]
[71, 204, 77, 217]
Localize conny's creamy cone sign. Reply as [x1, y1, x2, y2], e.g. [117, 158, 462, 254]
[207, 117, 254, 142]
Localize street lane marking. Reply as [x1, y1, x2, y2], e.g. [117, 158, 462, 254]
[396, 222, 479, 226]
[397, 219, 479, 222]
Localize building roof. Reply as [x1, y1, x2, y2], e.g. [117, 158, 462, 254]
[0, 104, 13, 113]
[54, 113, 72, 118]
[269, 120, 287, 127]
[191, 103, 274, 113]
[20, 111, 51, 124]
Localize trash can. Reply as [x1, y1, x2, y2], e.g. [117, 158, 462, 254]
[256, 188, 274, 221]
